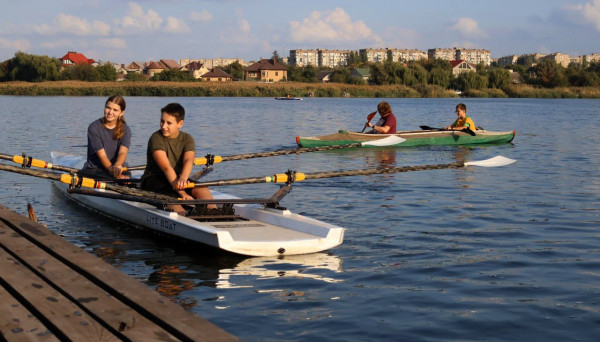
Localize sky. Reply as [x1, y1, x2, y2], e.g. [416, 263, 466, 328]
[1, 0, 599, 64]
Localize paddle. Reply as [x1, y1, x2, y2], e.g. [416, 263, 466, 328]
[361, 111, 378, 133]
[184, 155, 516, 187]
[419, 125, 476, 136]
[0, 163, 174, 201]
[0, 153, 80, 173]
[126, 135, 406, 170]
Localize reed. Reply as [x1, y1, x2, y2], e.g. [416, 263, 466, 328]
[1, 80, 600, 98]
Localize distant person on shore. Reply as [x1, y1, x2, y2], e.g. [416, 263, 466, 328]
[140, 103, 215, 214]
[366, 101, 397, 134]
[81, 95, 131, 179]
[443, 103, 476, 132]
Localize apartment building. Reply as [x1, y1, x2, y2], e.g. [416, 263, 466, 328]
[497, 55, 519, 66]
[359, 48, 388, 63]
[319, 49, 353, 68]
[359, 48, 426, 63]
[178, 58, 244, 69]
[289, 49, 319, 67]
[456, 48, 491, 66]
[582, 53, 600, 64]
[427, 48, 456, 61]
[543, 53, 571, 67]
[393, 49, 427, 62]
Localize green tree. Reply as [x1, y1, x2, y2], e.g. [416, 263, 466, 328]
[408, 63, 428, 85]
[271, 50, 283, 64]
[96, 64, 118, 81]
[452, 71, 488, 91]
[61, 64, 99, 81]
[328, 68, 350, 83]
[535, 59, 566, 88]
[300, 65, 317, 82]
[369, 63, 387, 85]
[124, 72, 147, 81]
[150, 68, 193, 81]
[429, 67, 451, 88]
[387, 50, 393, 63]
[487, 68, 511, 88]
[6, 52, 61, 82]
[221, 61, 244, 80]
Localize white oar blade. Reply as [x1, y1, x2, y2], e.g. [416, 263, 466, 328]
[464, 155, 516, 167]
[361, 135, 406, 147]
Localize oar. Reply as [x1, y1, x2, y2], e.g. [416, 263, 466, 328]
[0, 153, 80, 173]
[361, 111, 378, 133]
[419, 125, 476, 136]
[0, 163, 174, 201]
[185, 155, 516, 187]
[126, 135, 406, 171]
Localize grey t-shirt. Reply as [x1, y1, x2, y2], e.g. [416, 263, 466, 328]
[83, 118, 131, 169]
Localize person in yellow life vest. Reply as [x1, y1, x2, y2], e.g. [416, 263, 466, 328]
[443, 103, 475, 132]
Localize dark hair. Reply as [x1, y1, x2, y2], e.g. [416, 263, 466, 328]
[377, 101, 392, 116]
[161, 103, 185, 121]
[456, 103, 467, 112]
[104, 95, 126, 140]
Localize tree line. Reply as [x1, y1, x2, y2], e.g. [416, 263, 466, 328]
[2, 51, 600, 91]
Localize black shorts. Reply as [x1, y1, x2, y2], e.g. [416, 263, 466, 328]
[141, 174, 183, 198]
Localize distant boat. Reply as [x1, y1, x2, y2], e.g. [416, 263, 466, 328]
[275, 96, 302, 101]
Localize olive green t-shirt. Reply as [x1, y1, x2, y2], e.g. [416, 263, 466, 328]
[142, 130, 195, 179]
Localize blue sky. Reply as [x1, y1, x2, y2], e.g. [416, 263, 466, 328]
[1, 0, 599, 64]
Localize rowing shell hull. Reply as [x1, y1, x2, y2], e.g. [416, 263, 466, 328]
[51, 153, 345, 257]
[297, 129, 516, 148]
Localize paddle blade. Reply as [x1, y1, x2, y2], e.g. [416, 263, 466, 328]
[360, 135, 406, 147]
[419, 125, 433, 130]
[366, 111, 377, 121]
[464, 156, 516, 167]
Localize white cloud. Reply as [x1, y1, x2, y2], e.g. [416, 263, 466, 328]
[0, 38, 31, 51]
[114, 2, 163, 34]
[34, 13, 110, 36]
[164, 17, 190, 33]
[190, 10, 212, 22]
[564, 0, 600, 31]
[40, 38, 89, 51]
[449, 17, 487, 39]
[96, 38, 127, 49]
[289, 8, 380, 44]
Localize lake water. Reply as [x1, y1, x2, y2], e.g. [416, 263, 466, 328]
[1, 96, 599, 341]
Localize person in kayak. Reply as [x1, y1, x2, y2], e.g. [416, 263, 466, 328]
[443, 103, 476, 132]
[81, 95, 131, 179]
[141, 102, 215, 214]
[366, 101, 397, 134]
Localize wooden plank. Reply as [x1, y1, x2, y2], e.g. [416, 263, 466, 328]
[0, 221, 181, 341]
[0, 285, 59, 342]
[0, 204, 238, 342]
[0, 248, 118, 341]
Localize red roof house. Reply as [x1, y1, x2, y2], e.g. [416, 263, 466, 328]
[60, 51, 95, 67]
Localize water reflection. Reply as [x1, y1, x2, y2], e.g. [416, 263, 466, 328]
[216, 253, 344, 289]
[364, 148, 397, 167]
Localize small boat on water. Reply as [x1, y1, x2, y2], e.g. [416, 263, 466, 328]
[275, 96, 302, 100]
[296, 129, 516, 148]
[50, 153, 345, 257]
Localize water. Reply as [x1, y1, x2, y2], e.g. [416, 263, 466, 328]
[1, 96, 600, 341]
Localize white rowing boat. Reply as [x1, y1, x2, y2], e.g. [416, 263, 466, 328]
[51, 152, 345, 257]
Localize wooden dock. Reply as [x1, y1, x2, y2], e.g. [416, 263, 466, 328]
[0, 204, 238, 341]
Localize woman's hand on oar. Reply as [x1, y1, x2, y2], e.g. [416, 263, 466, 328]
[184, 155, 516, 188]
[361, 111, 377, 133]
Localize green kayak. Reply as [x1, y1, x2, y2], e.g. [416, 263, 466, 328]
[296, 129, 516, 148]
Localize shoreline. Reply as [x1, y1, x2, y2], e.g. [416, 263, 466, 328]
[1, 81, 599, 98]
